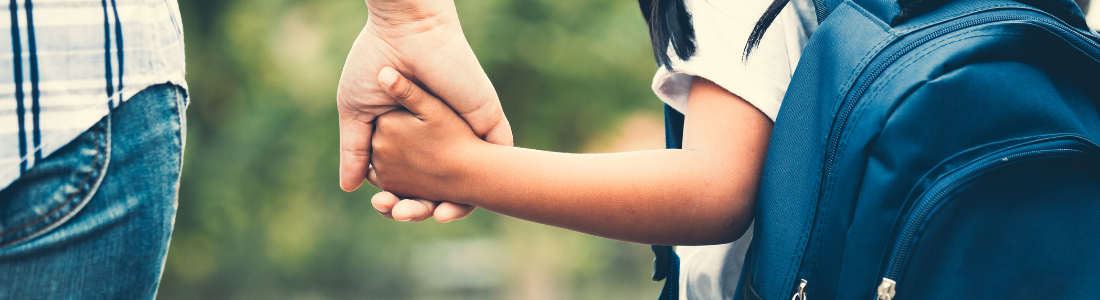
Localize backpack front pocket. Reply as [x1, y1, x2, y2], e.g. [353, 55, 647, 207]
[873, 136, 1100, 300]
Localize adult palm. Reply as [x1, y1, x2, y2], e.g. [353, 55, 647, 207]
[337, 0, 511, 221]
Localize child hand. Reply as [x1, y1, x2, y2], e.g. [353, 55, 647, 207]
[339, 0, 508, 222]
[367, 67, 487, 220]
[337, 0, 511, 193]
[366, 67, 483, 200]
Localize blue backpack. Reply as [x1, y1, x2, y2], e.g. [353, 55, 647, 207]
[655, 0, 1100, 299]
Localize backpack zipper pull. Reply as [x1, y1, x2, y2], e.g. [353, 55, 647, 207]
[791, 279, 808, 300]
[876, 278, 897, 300]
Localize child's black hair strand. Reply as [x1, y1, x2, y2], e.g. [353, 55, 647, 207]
[638, 0, 697, 70]
[743, 0, 792, 59]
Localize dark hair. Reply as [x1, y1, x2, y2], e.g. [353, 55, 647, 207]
[638, 0, 697, 70]
[744, 0, 793, 58]
[643, 0, 1088, 64]
[638, 0, 790, 64]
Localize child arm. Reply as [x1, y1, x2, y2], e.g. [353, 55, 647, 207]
[370, 67, 772, 245]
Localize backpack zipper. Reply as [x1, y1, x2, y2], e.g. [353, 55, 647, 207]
[876, 138, 1099, 298]
[875, 278, 896, 300]
[791, 279, 808, 300]
[792, 8, 1100, 299]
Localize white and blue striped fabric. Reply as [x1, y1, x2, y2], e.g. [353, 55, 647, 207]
[0, 0, 186, 190]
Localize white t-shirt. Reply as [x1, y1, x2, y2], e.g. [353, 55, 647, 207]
[649, 0, 816, 298]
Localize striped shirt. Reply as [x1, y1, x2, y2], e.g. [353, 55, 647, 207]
[0, 0, 186, 190]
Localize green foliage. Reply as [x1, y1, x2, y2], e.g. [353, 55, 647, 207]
[162, 0, 665, 299]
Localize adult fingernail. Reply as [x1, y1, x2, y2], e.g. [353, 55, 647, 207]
[373, 203, 390, 214]
[379, 67, 398, 87]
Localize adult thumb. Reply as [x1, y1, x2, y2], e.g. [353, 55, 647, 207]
[378, 66, 443, 119]
[338, 114, 374, 192]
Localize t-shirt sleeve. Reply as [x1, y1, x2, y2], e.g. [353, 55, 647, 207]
[651, 0, 809, 122]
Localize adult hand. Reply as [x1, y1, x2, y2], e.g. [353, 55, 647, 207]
[367, 67, 488, 220]
[370, 191, 476, 222]
[338, 0, 511, 222]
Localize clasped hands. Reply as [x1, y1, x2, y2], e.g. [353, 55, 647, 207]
[337, 0, 509, 222]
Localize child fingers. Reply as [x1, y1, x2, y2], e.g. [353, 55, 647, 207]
[392, 199, 439, 222]
[377, 66, 445, 120]
[433, 202, 476, 223]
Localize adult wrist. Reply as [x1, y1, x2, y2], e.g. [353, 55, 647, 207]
[365, 0, 458, 33]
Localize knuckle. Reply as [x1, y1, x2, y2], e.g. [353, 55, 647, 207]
[371, 138, 390, 154]
[397, 80, 417, 100]
[375, 111, 402, 129]
[341, 146, 371, 158]
[377, 110, 396, 121]
[374, 113, 391, 128]
[374, 111, 404, 133]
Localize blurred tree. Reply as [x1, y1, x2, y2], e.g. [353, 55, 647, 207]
[161, 0, 665, 299]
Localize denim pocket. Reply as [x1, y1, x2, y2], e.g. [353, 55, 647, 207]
[0, 116, 111, 249]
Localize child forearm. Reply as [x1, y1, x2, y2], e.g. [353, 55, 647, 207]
[370, 73, 771, 245]
[452, 145, 757, 245]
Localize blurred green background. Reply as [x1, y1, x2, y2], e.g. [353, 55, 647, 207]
[161, 0, 668, 299]
[157, 0, 1100, 298]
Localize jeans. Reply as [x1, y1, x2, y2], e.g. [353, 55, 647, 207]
[0, 84, 186, 299]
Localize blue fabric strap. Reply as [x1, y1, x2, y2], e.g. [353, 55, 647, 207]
[652, 104, 685, 300]
[652, 245, 680, 300]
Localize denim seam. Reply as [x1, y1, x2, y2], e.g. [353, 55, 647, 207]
[0, 117, 111, 248]
[174, 87, 185, 167]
